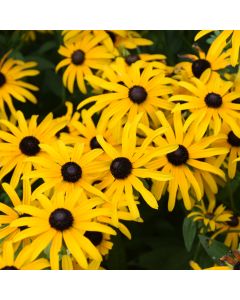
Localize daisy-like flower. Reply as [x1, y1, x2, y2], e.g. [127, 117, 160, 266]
[195, 30, 240, 67]
[169, 72, 240, 141]
[190, 260, 230, 270]
[188, 200, 232, 232]
[144, 110, 228, 211]
[84, 231, 113, 257]
[92, 114, 177, 221]
[71, 109, 121, 152]
[0, 241, 49, 270]
[176, 34, 230, 80]
[211, 122, 240, 179]
[0, 51, 39, 115]
[78, 59, 176, 128]
[10, 191, 116, 269]
[56, 32, 114, 94]
[25, 140, 107, 199]
[0, 181, 31, 241]
[211, 215, 240, 250]
[0, 110, 65, 187]
[61, 254, 102, 270]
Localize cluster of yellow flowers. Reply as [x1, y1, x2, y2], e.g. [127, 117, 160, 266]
[0, 30, 240, 270]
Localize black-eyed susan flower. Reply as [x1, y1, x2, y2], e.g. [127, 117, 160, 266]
[71, 109, 121, 152]
[78, 59, 176, 128]
[25, 140, 106, 199]
[0, 111, 65, 187]
[93, 114, 177, 221]
[0, 181, 31, 241]
[195, 30, 240, 67]
[170, 72, 240, 141]
[144, 110, 228, 211]
[84, 231, 113, 257]
[177, 34, 230, 80]
[56, 32, 114, 94]
[0, 52, 39, 115]
[11, 191, 116, 270]
[61, 254, 102, 270]
[0, 241, 49, 270]
[188, 200, 232, 232]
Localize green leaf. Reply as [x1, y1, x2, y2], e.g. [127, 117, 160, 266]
[182, 217, 196, 252]
[198, 234, 229, 261]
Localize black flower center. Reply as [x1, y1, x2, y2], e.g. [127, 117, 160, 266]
[107, 31, 116, 43]
[232, 98, 240, 104]
[90, 136, 102, 150]
[129, 86, 147, 104]
[56, 126, 70, 138]
[192, 59, 211, 78]
[205, 213, 214, 220]
[204, 93, 222, 108]
[167, 145, 189, 166]
[1, 266, 18, 270]
[0, 72, 6, 87]
[227, 131, 240, 147]
[125, 54, 140, 66]
[234, 262, 240, 270]
[19, 213, 31, 231]
[110, 157, 132, 179]
[61, 162, 82, 182]
[84, 231, 103, 246]
[227, 215, 239, 227]
[19, 136, 40, 156]
[71, 50, 85, 65]
[49, 208, 73, 231]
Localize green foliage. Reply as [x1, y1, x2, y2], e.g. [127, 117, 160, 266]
[183, 217, 197, 252]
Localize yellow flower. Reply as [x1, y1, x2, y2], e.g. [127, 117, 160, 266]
[10, 191, 116, 270]
[56, 32, 114, 94]
[0, 241, 49, 270]
[195, 30, 240, 67]
[0, 52, 39, 115]
[93, 114, 176, 221]
[188, 200, 232, 232]
[78, 59, 176, 128]
[25, 140, 106, 199]
[170, 72, 240, 141]
[0, 181, 31, 242]
[190, 260, 230, 270]
[144, 110, 228, 211]
[0, 111, 65, 187]
[61, 254, 103, 270]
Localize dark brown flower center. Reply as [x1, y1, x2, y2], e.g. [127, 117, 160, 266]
[71, 50, 85, 65]
[84, 231, 103, 246]
[227, 215, 239, 227]
[1, 266, 18, 270]
[227, 131, 240, 147]
[125, 54, 140, 66]
[192, 59, 211, 78]
[110, 157, 132, 179]
[19, 136, 40, 156]
[49, 208, 73, 231]
[204, 93, 222, 108]
[61, 162, 82, 182]
[0, 72, 6, 87]
[90, 136, 102, 150]
[129, 86, 147, 104]
[167, 145, 189, 166]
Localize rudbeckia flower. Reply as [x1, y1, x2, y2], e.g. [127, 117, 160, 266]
[56, 32, 114, 94]
[78, 59, 176, 128]
[0, 52, 39, 115]
[190, 260, 230, 270]
[93, 114, 177, 221]
[25, 140, 107, 199]
[144, 110, 228, 211]
[11, 191, 116, 269]
[169, 72, 240, 140]
[0, 111, 65, 187]
[0, 241, 49, 270]
[195, 30, 240, 67]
